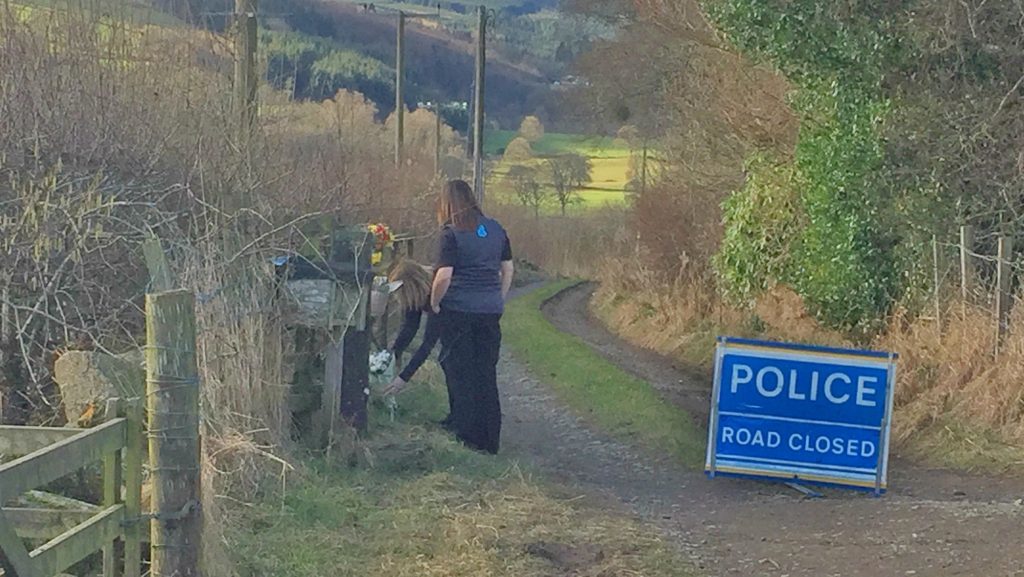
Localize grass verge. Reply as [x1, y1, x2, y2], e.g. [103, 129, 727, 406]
[503, 281, 705, 467]
[225, 363, 698, 577]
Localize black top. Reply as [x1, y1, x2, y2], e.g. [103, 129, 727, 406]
[392, 307, 443, 382]
[436, 216, 512, 314]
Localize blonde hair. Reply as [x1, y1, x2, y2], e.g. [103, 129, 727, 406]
[388, 259, 432, 312]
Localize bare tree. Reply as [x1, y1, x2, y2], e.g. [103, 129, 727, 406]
[547, 154, 592, 216]
[506, 165, 547, 218]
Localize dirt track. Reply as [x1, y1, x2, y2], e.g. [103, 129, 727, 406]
[501, 282, 1024, 577]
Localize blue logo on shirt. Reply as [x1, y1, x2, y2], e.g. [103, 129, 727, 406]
[476, 224, 488, 238]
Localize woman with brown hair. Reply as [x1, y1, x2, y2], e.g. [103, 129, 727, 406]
[382, 260, 454, 424]
[430, 179, 514, 454]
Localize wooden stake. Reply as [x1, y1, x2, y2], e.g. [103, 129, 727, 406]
[321, 327, 345, 449]
[341, 302, 370, 433]
[123, 400, 144, 577]
[1, 284, 9, 352]
[146, 290, 201, 577]
[142, 236, 175, 293]
[960, 225, 975, 304]
[103, 399, 124, 577]
[932, 235, 942, 335]
[994, 235, 1013, 357]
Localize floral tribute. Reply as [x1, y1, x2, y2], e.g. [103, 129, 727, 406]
[367, 223, 393, 265]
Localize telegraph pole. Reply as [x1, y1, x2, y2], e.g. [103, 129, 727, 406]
[434, 3, 442, 175]
[234, 0, 258, 138]
[640, 141, 648, 196]
[395, 11, 406, 168]
[434, 103, 442, 174]
[471, 5, 486, 204]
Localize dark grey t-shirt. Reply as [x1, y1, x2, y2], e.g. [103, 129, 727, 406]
[437, 216, 513, 314]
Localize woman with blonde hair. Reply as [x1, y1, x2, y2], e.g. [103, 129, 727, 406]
[383, 259, 452, 425]
[431, 179, 514, 454]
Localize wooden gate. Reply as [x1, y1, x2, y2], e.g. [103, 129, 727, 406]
[0, 399, 143, 577]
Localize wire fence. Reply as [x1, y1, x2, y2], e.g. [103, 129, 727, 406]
[933, 226, 1020, 357]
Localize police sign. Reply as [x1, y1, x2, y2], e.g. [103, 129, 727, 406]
[705, 337, 897, 493]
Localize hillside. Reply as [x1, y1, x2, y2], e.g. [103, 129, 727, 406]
[284, 0, 552, 125]
[135, 0, 602, 128]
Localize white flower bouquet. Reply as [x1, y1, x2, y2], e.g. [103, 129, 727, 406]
[370, 349, 393, 377]
[369, 349, 398, 420]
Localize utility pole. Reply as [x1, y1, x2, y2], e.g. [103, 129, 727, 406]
[234, 0, 258, 138]
[434, 4, 442, 175]
[472, 5, 486, 204]
[434, 103, 442, 174]
[640, 141, 648, 196]
[395, 11, 405, 168]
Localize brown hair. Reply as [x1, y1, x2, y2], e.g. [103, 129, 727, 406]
[437, 179, 481, 230]
[388, 259, 432, 312]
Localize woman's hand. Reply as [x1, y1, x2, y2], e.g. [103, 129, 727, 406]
[383, 376, 408, 396]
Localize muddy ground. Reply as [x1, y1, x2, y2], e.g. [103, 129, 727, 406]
[501, 282, 1024, 577]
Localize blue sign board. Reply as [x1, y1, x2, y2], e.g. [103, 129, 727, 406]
[705, 337, 897, 493]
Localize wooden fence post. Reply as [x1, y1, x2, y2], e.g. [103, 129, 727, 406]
[994, 235, 1014, 357]
[933, 235, 943, 335]
[103, 399, 124, 577]
[340, 238, 372, 434]
[340, 295, 370, 433]
[960, 225, 975, 305]
[123, 399, 144, 577]
[146, 290, 201, 577]
[142, 236, 175, 293]
[321, 327, 345, 449]
[1, 284, 9, 361]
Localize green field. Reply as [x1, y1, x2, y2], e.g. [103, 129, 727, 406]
[486, 130, 634, 211]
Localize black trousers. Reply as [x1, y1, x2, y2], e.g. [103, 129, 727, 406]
[440, 311, 502, 454]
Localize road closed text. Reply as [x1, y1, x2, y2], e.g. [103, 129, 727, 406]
[719, 425, 877, 458]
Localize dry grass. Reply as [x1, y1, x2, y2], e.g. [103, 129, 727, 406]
[880, 304, 1024, 469]
[594, 260, 1024, 472]
[492, 204, 632, 278]
[0, 4, 443, 574]
[226, 375, 696, 577]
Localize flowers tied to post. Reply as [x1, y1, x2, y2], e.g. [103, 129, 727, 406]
[367, 223, 393, 265]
